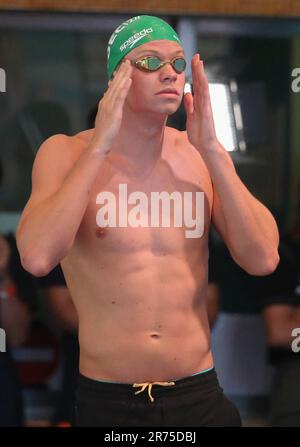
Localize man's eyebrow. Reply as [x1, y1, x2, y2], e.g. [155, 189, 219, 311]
[134, 49, 185, 57]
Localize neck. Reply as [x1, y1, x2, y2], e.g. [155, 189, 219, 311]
[111, 104, 168, 169]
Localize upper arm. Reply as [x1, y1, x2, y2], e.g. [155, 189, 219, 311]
[179, 132, 226, 245]
[211, 185, 228, 243]
[180, 130, 214, 220]
[206, 283, 220, 328]
[17, 134, 75, 229]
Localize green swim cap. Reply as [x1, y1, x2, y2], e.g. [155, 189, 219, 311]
[107, 15, 182, 79]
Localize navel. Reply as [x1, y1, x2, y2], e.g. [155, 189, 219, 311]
[150, 333, 161, 339]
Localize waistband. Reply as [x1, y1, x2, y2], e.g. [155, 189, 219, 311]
[77, 367, 218, 403]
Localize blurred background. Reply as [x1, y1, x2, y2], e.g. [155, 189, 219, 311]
[1, 0, 300, 427]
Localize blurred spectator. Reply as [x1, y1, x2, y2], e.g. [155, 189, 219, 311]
[261, 190, 300, 426]
[261, 218, 300, 427]
[0, 100, 77, 426]
[0, 232, 32, 426]
[36, 265, 79, 426]
[0, 157, 36, 426]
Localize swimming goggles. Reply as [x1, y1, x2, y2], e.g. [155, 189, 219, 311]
[132, 56, 186, 74]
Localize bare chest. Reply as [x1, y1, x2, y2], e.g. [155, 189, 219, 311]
[75, 142, 213, 256]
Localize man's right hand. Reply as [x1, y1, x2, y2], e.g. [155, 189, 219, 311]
[16, 61, 133, 277]
[92, 59, 133, 151]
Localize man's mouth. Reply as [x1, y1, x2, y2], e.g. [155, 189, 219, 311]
[156, 88, 179, 96]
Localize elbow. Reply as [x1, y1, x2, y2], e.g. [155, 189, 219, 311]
[17, 230, 60, 278]
[266, 251, 280, 274]
[257, 249, 280, 276]
[244, 250, 280, 276]
[20, 253, 51, 277]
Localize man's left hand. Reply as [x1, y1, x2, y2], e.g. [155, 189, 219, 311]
[183, 54, 219, 153]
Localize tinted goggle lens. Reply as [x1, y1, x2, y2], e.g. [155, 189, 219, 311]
[136, 57, 186, 73]
[173, 58, 186, 73]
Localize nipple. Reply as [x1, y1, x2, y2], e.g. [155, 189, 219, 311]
[95, 227, 107, 238]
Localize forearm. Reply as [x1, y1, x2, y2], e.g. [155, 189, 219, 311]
[17, 139, 109, 276]
[204, 143, 279, 272]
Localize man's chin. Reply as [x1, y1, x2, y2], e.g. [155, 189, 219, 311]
[130, 101, 180, 116]
[166, 107, 181, 117]
[156, 103, 181, 115]
[166, 107, 180, 116]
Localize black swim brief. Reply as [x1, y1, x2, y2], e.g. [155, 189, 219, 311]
[72, 367, 242, 427]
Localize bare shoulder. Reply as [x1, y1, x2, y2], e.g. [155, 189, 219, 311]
[30, 133, 78, 193]
[50, 128, 94, 152]
[36, 128, 93, 166]
[37, 132, 75, 155]
[166, 127, 213, 213]
[167, 127, 210, 175]
[168, 127, 199, 156]
[73, 128, 95, 147]
[177, 130, 202, 157]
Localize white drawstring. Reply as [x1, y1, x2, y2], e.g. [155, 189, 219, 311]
[132, 381, 175, 402]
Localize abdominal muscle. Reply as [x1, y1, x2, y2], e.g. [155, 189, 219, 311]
[62, 248, 214, 383]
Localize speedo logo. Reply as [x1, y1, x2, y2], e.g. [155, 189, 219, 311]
[120, 28, 153, 52]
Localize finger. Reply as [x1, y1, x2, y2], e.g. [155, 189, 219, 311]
[183, 92, 194, 115]
[196, 63, 212, 114]
[111, 60, 132, 86]
[191, 55, 203, 96]
[105, 60, 132, 98]
[100, 68, 131, 112]
[202, 75, 211, 104]
[192, 60, 207, 111]
[114, 77, 132, 103]
[113, 60, 133, 86]
[191, 55, 206, 92]
[109, 61, 133, 102]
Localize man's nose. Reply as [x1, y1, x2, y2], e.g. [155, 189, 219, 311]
[159, 62, 178, 82]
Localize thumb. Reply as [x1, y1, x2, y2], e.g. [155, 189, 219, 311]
[183, 92, 194, 115]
